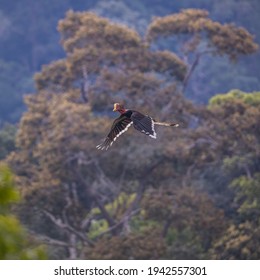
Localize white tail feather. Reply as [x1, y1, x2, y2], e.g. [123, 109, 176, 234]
[154, 121, 179, 127]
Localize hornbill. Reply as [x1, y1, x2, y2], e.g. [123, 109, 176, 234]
[96, 103, 179, 150]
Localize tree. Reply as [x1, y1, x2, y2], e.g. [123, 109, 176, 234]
[7, 10, 258, 259]
[207, 90, 260, 214]
[0, 124, 16, 160]
[146, 9, 258, 93]
[0, 164, 45, 259]
[211, 222, 260, 260]
[1, 1, 259, 125]
[192, 90, 260, 260]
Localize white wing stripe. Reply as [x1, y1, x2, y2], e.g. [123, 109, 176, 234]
[112, 121, 133, 143]
[148, 118, 156, 139]
[96, 121, 133, 150]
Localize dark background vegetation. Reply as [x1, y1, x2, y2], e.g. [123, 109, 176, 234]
[0, 0, 259, 259]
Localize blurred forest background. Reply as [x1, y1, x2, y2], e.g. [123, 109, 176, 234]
[0, 0, 259, 260]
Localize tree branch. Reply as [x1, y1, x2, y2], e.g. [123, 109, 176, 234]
[42, 209, 94, 247]
[95, 209, 140, 239]
[182, 50, 214, 92]
[243, 164, 252, 179]
[80, 216, 93, 231]
[161, 219, 172, 238]
[73, 163, 115, 233]
[125, 159, 164, 216]
[29, 230, 70, 248]
[92, 195, 116, 230]
[81, 66, 89, 103]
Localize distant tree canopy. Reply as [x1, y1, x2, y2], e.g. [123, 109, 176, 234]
[147, 9, 258, 92]
[6, 9, 260, 260]
[207, 90, 260, 259]
[0, 1, 259, 123]
[147, 9, 257, 59]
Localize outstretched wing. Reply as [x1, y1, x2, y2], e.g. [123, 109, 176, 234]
[131, 111, 156, 139]
[96, 115, 133, 150]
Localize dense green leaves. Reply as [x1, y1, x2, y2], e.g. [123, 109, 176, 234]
[0, 164, 19, 211]
[0, 165, 46, 259]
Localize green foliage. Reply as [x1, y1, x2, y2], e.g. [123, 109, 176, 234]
[166, 228, 206, 260]
[231, 173, 260, 217]
[0, 124, 16, 160]
[89, 220, 109, 240]
[87, 228, 167, 259]
[90, 192, 136, 217]
[201, 88, 260, 259]
[0, 215, 45, 260]
[0, 164, 46, 259]
[209, 89, 260, 107]
[211, 222, 260, 260]
[0, 164, 19, 212]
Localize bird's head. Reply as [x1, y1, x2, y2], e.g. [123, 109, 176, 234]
[113, 103, 126, 114]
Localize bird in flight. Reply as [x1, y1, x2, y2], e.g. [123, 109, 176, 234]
[96, 103, 179, 150]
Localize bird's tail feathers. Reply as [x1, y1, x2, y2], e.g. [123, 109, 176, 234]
[154, 121, 179, 127]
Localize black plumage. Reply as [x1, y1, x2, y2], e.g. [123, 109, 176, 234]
[96, 103, 178, 150]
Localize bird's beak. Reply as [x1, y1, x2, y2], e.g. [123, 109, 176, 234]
[113, 104, 118, 111]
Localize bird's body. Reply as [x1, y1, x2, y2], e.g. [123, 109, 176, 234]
[96, 103, 179, 150]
